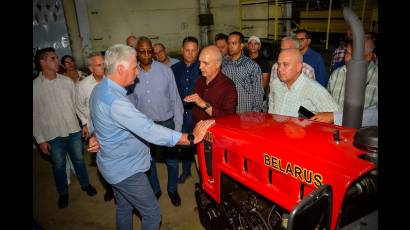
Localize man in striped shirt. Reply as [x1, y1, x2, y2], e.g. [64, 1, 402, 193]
[327, 38, 378, 110]
[222, 31, 264, 113]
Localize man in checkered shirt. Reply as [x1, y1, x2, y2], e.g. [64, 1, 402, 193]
[222, 31, 264, 113]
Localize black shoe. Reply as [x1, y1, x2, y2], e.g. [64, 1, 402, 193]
[104, 190, 114, 202]
[58, 194, 69, 209]
[155, 190, 162, 200]
[81, 184, 97, 197]
[168, 191, 181, 207]
[177, 173, 191, 184]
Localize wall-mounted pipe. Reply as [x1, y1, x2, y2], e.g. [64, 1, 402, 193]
[199, 0, 210, 47]
[342, 7, 367, 129]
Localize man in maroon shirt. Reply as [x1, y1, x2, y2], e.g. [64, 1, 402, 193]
[184, 45, 237, 126]
[184, 45, 237, 176]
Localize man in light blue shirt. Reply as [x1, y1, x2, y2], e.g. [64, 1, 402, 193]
[89, 44, 214, 230]
[127, 36, 184, 207]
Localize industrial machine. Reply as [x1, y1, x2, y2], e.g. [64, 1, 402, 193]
[195, 113, 377, 230]
[194, 7, 377, 230]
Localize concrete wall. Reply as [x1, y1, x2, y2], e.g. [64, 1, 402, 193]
[63, 0, 241, 58]
[86, 0, 202, 55]
[63, 0, 86, 67]
[209, 0, 240, 42]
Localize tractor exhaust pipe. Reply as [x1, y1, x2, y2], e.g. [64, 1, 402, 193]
[342, 7, 367, 129]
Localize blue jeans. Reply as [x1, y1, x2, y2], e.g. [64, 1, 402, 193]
[112, 172, 161, 230]
[48, 131, 90, 195]
[66, 155, 76, 180]
[148, 118, 179, 193]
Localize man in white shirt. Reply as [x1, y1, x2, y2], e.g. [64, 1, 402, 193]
[76, 52, 114, 202]
[33, 47, 97, 209]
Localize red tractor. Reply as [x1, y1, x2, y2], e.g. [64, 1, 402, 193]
[194, 112, 377, 230]
[194, 7, 377, 230]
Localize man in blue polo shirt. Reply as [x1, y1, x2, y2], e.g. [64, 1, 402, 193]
[295, 29, 328, 87]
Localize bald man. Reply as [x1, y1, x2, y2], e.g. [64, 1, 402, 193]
[268, 48, 339, 117]
[184, 45, 237, 126]
[184, 45, 237, 177]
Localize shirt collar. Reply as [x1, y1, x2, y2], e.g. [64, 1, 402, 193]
[228, 53, 245, 64]
[138, 60, 157, 73]
[185, 60, 199, 69]
[39, 72, 64, 83]
[206, 71, 222, 87]
[280, 72, 306, 91]
[105, 76, 127, 96]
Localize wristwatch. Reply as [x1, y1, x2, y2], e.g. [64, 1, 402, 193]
[187, 133, 195, 145]
[203, 102, 211, 110]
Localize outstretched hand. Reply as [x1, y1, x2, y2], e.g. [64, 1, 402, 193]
[192, 120, 215, 144]
[184, 93, 206, 108]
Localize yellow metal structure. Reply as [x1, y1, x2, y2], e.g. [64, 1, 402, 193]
[274, 0, 278, 40]
[299, 9, 377, 34]
[361, 0, 367, 24]
[325, 0, 333, 49]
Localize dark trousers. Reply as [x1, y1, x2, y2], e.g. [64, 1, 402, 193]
[147, 118, 179, 193]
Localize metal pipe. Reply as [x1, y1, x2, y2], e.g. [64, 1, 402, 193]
[342, 7, 367, 129]
[199, 0, 210, 47]
[325, 0, 333, 50]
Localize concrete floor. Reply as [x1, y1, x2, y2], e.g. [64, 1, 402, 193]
[33, 147, 204, 230]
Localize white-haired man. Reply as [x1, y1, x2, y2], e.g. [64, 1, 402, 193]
[89, 44, 214, 230]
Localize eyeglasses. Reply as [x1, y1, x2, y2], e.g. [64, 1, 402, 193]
[137, 49, 153, 55]
[296, 38, 308, 42]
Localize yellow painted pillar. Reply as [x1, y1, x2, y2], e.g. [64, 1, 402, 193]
[305, 1, 309, 16]
[325, 0, 333, 50]
[361, 0, 367, 24]
[274, 0, 278, 40]
[239, 0, 243, 32]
